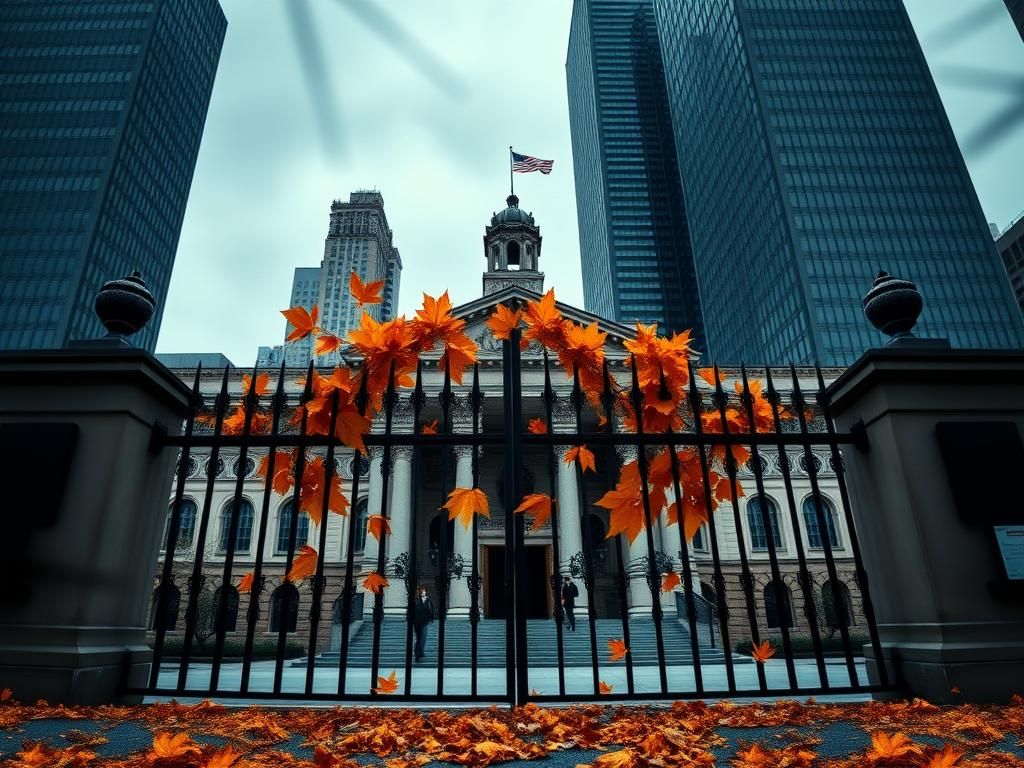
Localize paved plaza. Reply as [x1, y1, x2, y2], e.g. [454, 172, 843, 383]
[149, 657, 871, 703]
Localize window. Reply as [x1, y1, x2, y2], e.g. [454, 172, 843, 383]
[219, 499, 254, 552]
[802, 495, 840, 549]
[747, 496, 783, 551]
[822, 580, 854, 629]
[163, 499, 197, 550]
[269, 584, 299, 633]
[212, 586, 239, 633]
[353, 498, 368, 553]
[275, 501, 309, 555]
[692, 524, 708, 552]
[764, 581, 794, 629]
[149, 584, 180, 631]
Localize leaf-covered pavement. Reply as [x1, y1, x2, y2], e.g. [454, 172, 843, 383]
[1, 696, 1024, 767]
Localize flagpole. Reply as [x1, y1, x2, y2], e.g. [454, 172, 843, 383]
[509, 145, 514, 197]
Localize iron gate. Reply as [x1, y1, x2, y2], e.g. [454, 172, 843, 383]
[138, 331, 891, 704]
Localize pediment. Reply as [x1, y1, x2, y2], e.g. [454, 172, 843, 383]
[453, 285, 637, 359]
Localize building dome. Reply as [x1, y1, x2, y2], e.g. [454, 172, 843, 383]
[491, 194, 535, 226]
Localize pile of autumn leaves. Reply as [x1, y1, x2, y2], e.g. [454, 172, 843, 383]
[2, 692, 1024, 768]
[213, 277, 789, 683]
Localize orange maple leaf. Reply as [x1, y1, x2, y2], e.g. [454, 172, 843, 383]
[607, 639, 629, 662]
[661, 572, 681, 592]
[750, 640, 775, 663]
[349, 271, 384, 305]
[237, 572, 254, 594]
[734, 744, 816, 768]
[11, 744, 55, 767]
[257, 449, 296, 496]
[512, 493, 554, 533]
[697, 367, 725, 388]
[421, 419, 439, 435]
[442, 487, 490, 530]
[286, 545, 318, 583]
[367, 514, 391, 541]
[867, 732, 923, 761]
[596, 462, 652, 544]
[599, 681, 613, 695]
[925, 745, 964, 768]
[314, 333, 342, 356]
[487, 303, 523, 341]
[374, 670, 399, 694]
[150, 732, 201, 760]
[203, 745, 245, 768]
[563, 445, 596, 473]
[522, 289, 565, 350]
[527, 418, 548, 434]
[592, 749, 643, 768]
[282, 305, 319, 342]
[241, 372, 270, 397]
[363, 571, 389, 594]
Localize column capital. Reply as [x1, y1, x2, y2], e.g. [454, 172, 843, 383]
[392, 446, 414, 462]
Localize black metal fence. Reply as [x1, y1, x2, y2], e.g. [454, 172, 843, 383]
[136, 332, 890, 704]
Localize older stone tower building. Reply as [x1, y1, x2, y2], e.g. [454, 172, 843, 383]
[482, 194, 544, 295]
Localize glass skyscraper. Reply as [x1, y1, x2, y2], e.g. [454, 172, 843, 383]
[0, 0, 226, 352]
[653, 0, 1024, 365]
[566, 0, 704, 341]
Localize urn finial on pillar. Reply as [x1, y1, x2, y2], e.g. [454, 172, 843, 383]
[93, 271, 156, 344]
[862, 270, 923, 344]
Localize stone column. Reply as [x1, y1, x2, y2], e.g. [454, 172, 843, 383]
[611, 441, 653, 616]
[827, 347, 1024, 704]
[361, 446, 385, 618]
[0, 348, 191, 704]
[383, 447, 414, 615]
[447, 446, 475, 618]
[658, 506, 684, 617]
[555, 443, 589, 612]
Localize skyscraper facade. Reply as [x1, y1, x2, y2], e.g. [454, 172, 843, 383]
[276, 193, 402, 367]
[652, 0, 1024, 365]
[566, 0, 703, 341]
[996, 213, 1024, 315]
[283, 267, 322, 367]
[0, 0, 226, 352]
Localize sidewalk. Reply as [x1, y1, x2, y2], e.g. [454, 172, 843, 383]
[1, 690, 1022, 766]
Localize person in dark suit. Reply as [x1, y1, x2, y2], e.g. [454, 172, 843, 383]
[561, 575, 579, 632]
[413, 584, 435, 662]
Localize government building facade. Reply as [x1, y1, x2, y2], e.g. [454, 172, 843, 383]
[152, 198, 864, 661]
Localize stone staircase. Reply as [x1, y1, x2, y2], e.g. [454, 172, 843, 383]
[303, 616, 742, 668]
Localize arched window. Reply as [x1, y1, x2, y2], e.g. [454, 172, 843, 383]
[692, 524, 708, 552]
[163, 499, 197, 550]
[269, 584, 299, 633]
[747, 496, 783, 551]
[507, 240, 521, 268]
[149, 584, 181, 631]
[802, 495, 840, 549]
[822, 580, 854, 629]
[219, 499, 254, 553]
[275, 501, 309, 555]
[764, 580, 794, 629]
[212, 585, 240, 633]
[353, 498, 368, 553]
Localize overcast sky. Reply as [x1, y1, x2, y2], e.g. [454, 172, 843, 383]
[156, 0, 1024, 366]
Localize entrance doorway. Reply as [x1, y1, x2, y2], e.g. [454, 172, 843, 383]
[484, 545, 550, 619]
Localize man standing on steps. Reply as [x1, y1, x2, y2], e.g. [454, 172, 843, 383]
[561, 575, 579, 632]
[413, 585, 435, 663]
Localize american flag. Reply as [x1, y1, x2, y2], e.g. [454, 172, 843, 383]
[512, 151, 554, 174]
